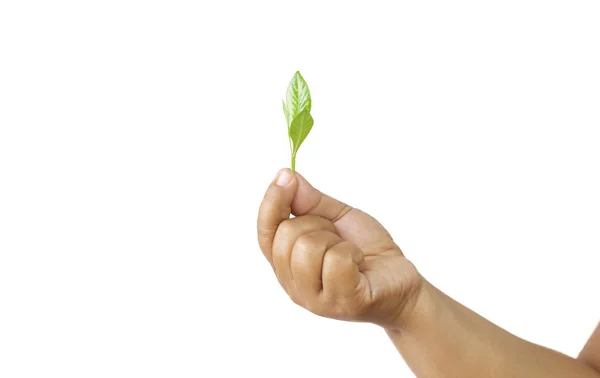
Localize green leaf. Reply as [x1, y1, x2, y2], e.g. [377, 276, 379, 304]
[288, 109, 314, 156]
[285, 71, 311, 121]
[282, 71, 314, 172]
[282, 99, 291, 127]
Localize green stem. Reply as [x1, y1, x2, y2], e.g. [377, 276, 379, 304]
[291, 153, 296, 172]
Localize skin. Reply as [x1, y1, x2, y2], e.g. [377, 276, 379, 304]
[257, 168, 600, 378]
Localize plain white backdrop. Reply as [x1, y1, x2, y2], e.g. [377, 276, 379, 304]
[1, 1, 599, 377]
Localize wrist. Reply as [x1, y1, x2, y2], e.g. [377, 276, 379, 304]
[386, 278, 439, 334]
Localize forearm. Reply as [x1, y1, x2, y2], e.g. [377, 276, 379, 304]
[387, 280, 600, 378]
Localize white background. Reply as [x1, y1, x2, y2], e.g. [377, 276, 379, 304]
[1, 1, 599, 377]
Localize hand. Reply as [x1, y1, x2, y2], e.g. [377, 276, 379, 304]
[257, 169, 423, 328]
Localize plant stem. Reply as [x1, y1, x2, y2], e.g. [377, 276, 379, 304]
[291, 153, 296, 172]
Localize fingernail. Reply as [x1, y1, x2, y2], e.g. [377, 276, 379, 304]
[275, 169, 292, 187]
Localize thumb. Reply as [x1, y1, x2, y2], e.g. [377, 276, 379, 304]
[291, 172, 352, 221]
[291, 172, 397, 255]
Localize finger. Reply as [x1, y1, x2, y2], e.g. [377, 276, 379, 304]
[272, 215, 336, 290]
[291, 172, 398, 255]
[291, 172, 353, 222]
[322, 241, 366, 300]
[334, 209, 398, 256]
[257, 169, 298, 265]
[290, 230, 342, 297]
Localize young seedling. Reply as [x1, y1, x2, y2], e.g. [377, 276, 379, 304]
[282, 71, 313, 172]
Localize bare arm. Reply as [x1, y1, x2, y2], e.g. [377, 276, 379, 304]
[257, 170, 599, 378]
[579, 323, 600, 372]
[387, 280, 600, 378]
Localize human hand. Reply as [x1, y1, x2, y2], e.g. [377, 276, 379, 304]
[257, 169, 423, 328]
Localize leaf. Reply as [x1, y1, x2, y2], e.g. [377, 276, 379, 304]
[282, 71, 314, 172]
[282, 99, 291, 127]
[288, 109, 314, 155]
[285, 71, 311, 121]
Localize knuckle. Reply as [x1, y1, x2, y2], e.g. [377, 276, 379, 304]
[294, 233, 321, 253]
[324, 248, 345, 262]
[257, 221, 274, 238]
[322, 249, 350, 278]
[276, 219, 296, 239]
[257, 227, 274, 252]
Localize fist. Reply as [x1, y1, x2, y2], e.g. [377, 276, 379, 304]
[257, 169, 422, 328]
